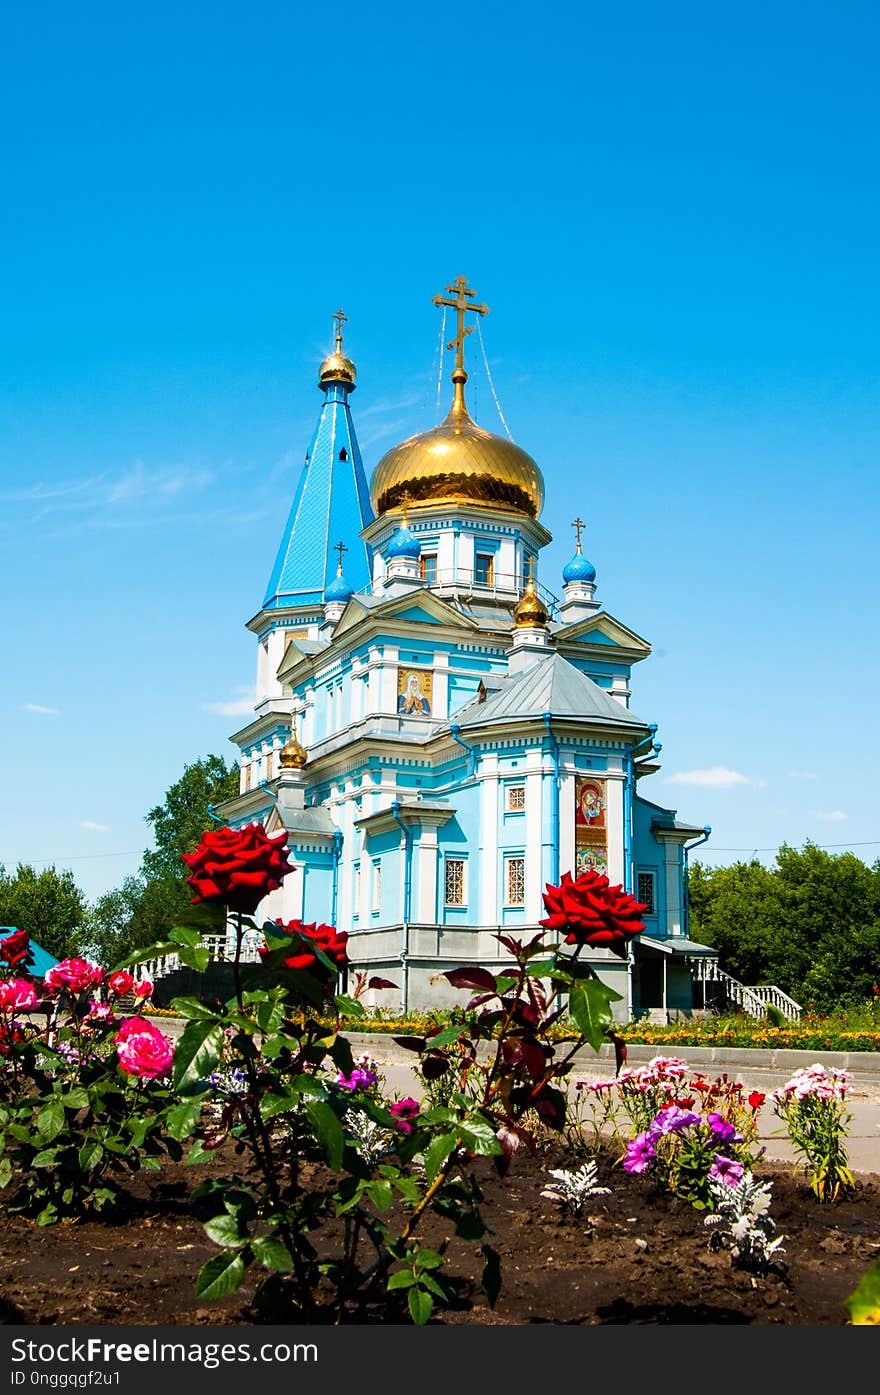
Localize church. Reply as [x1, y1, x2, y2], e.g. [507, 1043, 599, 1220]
[214, 278, 719, 1020]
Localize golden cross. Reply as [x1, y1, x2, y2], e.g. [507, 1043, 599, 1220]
[526, 553, 536, 584]
[332, 308, 348, 352]
[432, 276, 489, 374]
[571, 516, 585, 551]
[333, 539, 348, 571]
[400, 488, 412, 526]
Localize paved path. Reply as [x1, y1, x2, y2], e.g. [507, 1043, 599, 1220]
[149, 1018, 880, 1176]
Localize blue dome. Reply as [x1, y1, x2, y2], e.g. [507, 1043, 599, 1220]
[386, 524, 420, 561]
[325, 568, 353, 603]
[563, 551, 597, 585]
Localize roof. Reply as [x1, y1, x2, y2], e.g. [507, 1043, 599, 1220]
[275, 806, 337, 838]
[449, 651, 649, 732]
[0, 928, 59, 978]
[637, 935, 718, 957]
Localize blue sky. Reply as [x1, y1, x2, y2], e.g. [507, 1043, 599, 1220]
[2, 2, 879, 901]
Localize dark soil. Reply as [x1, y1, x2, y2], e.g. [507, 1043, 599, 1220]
[2, 1148, 878, 1326]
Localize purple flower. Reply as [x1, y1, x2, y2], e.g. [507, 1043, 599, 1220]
[707, 1111, 743, 1144]
[709, 1154, 744, 1187]
[338, 1067, 379, 1092]
[623, 1131, 657, 1174]
[650, 1105, 701, 1136]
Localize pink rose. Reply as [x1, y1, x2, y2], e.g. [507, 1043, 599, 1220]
[132, 978, 153, 1000]
[44, 958, 105, 993]
[0, 978, 38, 1012]
[114, 1017, 174, 1080]
[107, 970, 134, 996]
[86, 1000, 115, 1023]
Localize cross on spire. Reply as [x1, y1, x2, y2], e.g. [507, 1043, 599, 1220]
[432, 276, 489, 376]
[571, 516, 585, 552]
[332, 308, 348, 352]
[333, 539, 348, 573]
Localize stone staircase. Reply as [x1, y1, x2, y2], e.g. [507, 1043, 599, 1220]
[692, 960, 802, 1022]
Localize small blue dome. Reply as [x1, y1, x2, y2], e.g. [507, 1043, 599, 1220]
[325, 568, 353, 603]
[563, 551, 597, 585]
[386, 524, 420, 561]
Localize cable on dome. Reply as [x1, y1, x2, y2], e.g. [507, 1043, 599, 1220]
[476, 317, 514, 440]
[435, 306, 447, 423]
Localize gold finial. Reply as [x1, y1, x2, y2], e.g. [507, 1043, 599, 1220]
[571, 516, 585, 553]
[399, 488, 412, 528]
[332, 307, 348, 353]
[280, 712, 308, 770]
[333, 538, 348, 574]
[432, 275, 489, 415]
[513, 562, 549, 630]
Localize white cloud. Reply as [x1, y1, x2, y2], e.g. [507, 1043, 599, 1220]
[785, 769, 818, 780]
[23, 703, 60, 716]
[664, 767, 765, 789]
[201, 687, 257, 717]
[81, 820, 110, 833]
[815, 810, 847, 822]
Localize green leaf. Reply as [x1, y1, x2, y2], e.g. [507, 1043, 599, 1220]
[386, 1269, 417, 1291]
[423, 1132, 458, 1184]
[422, 1023, 468, 1049]
[168, 927, 205, 948]
[458, 1117, 503, 1156]
[0, 1157, 12, 1189]
[204, 1213, 248, 1248]
[408, 1287, 433, 1325]
[165, 1100, 203, 1141]
[114, 942, 176, 971]
[62, 1088, 90, 1110]
[333, 994, 366, 1019]
[305, 1099, 345, 1170]
[259, 1091, 301, 1121]
[36, 1099, 65, 1143]
[568, 976, 621, 1053]
[251, 1235, 294, 1272]
[177, 945, 211, 973]
[365, 1179, 394, 1212]
[32, 1148, 59, 1168]
[845, 1261, 880, 1325]
[172, 1021, 225, 1090]
[195, 1251, 246, 1300]
[170, 997, 223, 1021]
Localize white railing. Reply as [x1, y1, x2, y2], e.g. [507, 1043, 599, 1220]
[142, 930, 265, 982]
[356, 567, 562, 617]
[692, 959, 801, 1022]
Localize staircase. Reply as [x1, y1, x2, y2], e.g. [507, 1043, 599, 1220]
[693, 960, 802, 1022]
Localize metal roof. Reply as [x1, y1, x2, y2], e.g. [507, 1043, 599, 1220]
[450, 651, 649, 730]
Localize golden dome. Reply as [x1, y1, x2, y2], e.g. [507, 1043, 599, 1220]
[369, 369, 544, 518]
[279, 726, 308, 769]
[318, 349, 356, 389]
[513, 576, 549, 629]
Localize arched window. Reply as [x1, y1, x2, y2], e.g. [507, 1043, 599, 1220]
[339, 446, 348, 461]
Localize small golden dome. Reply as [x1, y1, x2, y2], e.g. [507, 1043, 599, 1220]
[369, 370, 544, 518]
[513, 576, 550, 629]
[279, 728, 308, 769]
[318, 349, 356, 389]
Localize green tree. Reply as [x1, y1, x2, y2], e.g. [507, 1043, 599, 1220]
[0, 863, 89, 960]
[141, 754, 238, 882]
[86, 754, 239, 966]
[688, 843, 880, 1012]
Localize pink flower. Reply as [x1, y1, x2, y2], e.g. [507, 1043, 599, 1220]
[623, 1131, 656, 1174]
[44, 958, 104, 994]
[0, 978, 38, 1012]
[132, 978, 154, 1000]
[107, 970, 134, 996]
[388, 1097, 420, 1133]
[86, 1000, 115, 1023]
[114, 1017, 174, 1080]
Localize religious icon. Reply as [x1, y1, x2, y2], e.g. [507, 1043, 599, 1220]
[576, 778, 606, 828]
[397, 668, 432, 715]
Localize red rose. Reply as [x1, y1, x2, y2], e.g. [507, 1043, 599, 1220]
[260, 919, 349, 977]
[107, 970, 134, 996]
[748, 1091, 766, 1110]
[115, 1017, 174, 1079]
[540, 870, 648, 957]
[0, 978, 39, 1012]
[182, 823, 294, 915]
[0, 929, 33, 969]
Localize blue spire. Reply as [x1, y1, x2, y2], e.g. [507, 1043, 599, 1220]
[262, 315, 374, 611]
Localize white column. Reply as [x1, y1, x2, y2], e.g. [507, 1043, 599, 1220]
[605, 769, 625, 883]
[559, 769, 576, 880]
[432, 652, 449, 720]
[525, 752, 543, 922]
[479, 755, 499, 925]
[416, 826, 439, 922]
